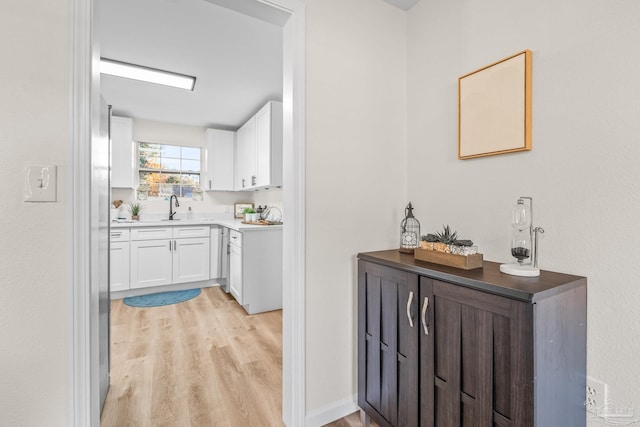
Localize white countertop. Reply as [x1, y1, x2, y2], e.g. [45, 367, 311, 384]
[111, 218, 282, 232]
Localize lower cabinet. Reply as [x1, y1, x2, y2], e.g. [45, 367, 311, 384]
[229, 237, 242, 302]
[129, 226, 210, 289]
[229, 228, 282, 314]
[358, 251, 587, 427]
[110, 228, 130, 292]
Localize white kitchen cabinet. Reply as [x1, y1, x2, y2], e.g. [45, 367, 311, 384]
[129, 226, 210, 289]
[130, 239, 173, 289]
[110, 228, 130, 292]
[228, 228, 282, 314]
[235, 116, 257, 190]
[229, 235, 242, 302]
[255, 101, 283, 188]
[110, 116, 135, 188]
[234, 101, 282, 191]
[173, 237, 210, 284]
[204, 129, 235, 191]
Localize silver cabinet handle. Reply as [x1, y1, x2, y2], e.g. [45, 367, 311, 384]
[421, 297, 429, 335]
[209, 179, 212, 189]
[251, 175, 256, 186]
[169, 241, 172, 252]
[173, 240, 177, 251]
[242, 178, 246, 188]
[406, 291, 414, 328]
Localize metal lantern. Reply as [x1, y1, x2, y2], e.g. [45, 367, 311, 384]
[399, 202, 420, 253]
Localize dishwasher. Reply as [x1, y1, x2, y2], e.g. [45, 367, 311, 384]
[219, 227, 230, 293]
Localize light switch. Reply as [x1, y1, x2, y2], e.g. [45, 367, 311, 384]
[25, 165, 57, 202]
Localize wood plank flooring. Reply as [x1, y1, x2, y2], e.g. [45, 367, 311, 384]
[101, 286, 284, 427]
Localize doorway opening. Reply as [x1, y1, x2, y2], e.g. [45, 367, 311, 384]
[70, 0, 305, 425]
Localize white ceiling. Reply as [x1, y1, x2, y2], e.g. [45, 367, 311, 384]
[98, 0, 284, 130]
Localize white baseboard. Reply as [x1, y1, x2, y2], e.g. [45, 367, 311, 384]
[305, 394, 358, 427]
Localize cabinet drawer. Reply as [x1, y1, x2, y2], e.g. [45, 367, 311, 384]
[229, 230, 242, 246]
[173, 226, 210, 239]
[110, 228, 130, 242]
[130, 227, 172, 241]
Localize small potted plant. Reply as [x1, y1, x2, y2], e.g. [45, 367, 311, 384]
[420, 225, 476, 255]
[242, 207, 257, 222]
[127, 201, 143, 221]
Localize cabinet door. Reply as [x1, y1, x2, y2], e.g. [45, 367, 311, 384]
[130, 239, 172, 288]
[173, 237, 210, 284]
[204, 129, 235, 191]
[255, 101, 282, 188]
[110, 241, 130, 292]
[110, 116, 134, 188]
[229, 243, 242, 303]
[236, 116, 256, 190]
[358, 260, 419, 427]
[420, 278, 533, 427]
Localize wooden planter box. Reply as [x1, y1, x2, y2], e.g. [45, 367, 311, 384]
[414, 248, 483, 270]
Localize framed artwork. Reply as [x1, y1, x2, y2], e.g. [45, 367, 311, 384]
[234, 203, 254, 218]
[458, 50, 532, 160]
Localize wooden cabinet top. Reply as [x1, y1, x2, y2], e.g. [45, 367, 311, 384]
[358, 250, 586, 303]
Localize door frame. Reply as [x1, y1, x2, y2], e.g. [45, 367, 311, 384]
[69, 0, 306, 425]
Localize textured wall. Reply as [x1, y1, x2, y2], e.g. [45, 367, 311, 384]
[406, 0, 640, 417]
[0, 0, 71, 425]
[305, 0, 407, 416]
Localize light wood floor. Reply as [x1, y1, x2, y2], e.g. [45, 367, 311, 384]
[101, 285, 367, 427]
[101, 286, 284, 427]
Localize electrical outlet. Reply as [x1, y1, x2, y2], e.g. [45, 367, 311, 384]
[586, 376, 608, 415]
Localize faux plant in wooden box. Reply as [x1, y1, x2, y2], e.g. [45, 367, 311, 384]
[420, 225, 478, 255]
[416, 225, 482, 270]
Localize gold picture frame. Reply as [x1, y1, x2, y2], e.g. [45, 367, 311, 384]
[234, 203, 254, 218]
[458, 50, 532, 160]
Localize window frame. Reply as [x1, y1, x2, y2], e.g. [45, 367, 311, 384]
[135, 141, 203, 199]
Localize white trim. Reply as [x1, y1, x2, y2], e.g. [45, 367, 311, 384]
[70, 0, 93, 425]
[260, 0, 306, 425]
[71, 0, 306, 426]
[305, 395, 359, 427]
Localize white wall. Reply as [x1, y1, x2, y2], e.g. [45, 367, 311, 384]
[406, 0, 640, 416]
[304, 0, 407, 419]
[0, 0, 71, 425]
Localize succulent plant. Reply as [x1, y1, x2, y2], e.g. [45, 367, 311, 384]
[421, 234, 439, 242]
[422, 225, 474, 247]
[436, 225, 458, 244]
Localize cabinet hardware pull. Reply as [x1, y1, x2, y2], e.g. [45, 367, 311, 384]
[251, 175, 256, 186]
[242, 178, 245, 188]
[173, 240, 177, 251]
[209, 179, 212, 189]
[422, 297, 429, 335]
[406, 291, 414, 327]
[169, 241, 172, 252]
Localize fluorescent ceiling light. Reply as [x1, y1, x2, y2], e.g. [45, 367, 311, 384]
[100, 58, 196, 91]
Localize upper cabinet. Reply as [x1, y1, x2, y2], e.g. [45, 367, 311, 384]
[203, 100, 282, 192]
[204, 129, 235, 191]
[255, 101, 283, 189]
[236, 116, 257, 190]
[110, 116, 134, 188]
[235, 100, 283, 191]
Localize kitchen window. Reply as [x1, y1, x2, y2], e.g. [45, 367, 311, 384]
[138, 142, 201, 198]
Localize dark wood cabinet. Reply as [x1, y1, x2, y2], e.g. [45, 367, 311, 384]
[358, 250, 587, 427]
[358, 261, 419, 427]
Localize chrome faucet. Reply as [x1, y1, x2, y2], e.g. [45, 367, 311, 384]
[169, 194, 180, 220]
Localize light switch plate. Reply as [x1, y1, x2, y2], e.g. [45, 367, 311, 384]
[25, 165, 57, 202]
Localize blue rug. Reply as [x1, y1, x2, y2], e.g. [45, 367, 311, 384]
[123, 288, 201, 308]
